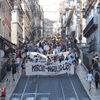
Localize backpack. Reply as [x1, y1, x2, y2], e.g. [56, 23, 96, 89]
[7, 64, 11, 71]
[95, 72, 99, 81]
[12, 58, 15, 63]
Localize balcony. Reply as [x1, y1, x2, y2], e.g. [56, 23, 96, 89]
[83, 0, 97, 18]
[83, 17, 98, 38]
[68, 26, 76, 36]
[25, 10, 30, 21]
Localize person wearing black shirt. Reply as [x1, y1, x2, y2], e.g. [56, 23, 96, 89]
[21, 61, 26, 76]
[11, 62, 17, 81]
[19, 51, 22, 59]
[93, 60, 98, 70]
[74, 38, 77, 48]
[5, 62, 11, 82]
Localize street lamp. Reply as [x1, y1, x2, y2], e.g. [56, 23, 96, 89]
[82, 8, 85, 17]
[97, 2, 100, 59]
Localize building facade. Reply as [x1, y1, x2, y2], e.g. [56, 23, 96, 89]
[58, 0, 86, 45]
[44, 18, 54, 37]
[0, 0, 44, 50]
[0, 0, 16, 52]
[11, 0, 24, 48]
[82, 0, 98, 53]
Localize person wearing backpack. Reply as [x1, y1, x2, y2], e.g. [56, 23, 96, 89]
[5, 61, 11, 82]
[10, 55, 16, 64]
[93, 69, 100, 89]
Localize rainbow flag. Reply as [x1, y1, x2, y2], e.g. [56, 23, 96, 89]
[44, 38, 48, 42]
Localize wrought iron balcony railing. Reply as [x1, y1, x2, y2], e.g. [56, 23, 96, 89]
[83, 17, 98, 37]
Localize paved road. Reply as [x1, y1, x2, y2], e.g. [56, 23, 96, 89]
[10, 74, 90, 100]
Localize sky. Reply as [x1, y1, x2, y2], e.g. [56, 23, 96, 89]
[39, 0, 64, 21]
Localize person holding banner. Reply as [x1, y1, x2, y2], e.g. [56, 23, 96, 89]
[47, 57, 50, 65]
[54, 53, 58, 64]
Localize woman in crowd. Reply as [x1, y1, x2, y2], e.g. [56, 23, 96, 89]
[87, 70, 93, 91]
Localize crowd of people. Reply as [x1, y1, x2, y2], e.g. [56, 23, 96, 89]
[1, 36, 100, 99]
[6, 37, 79, 81]
[87, 54, 100, 91]
[0, 37, 79, 100]
[32, 37, 79, 74]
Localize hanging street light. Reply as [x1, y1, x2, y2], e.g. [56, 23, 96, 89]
[82, 8, 85, 17]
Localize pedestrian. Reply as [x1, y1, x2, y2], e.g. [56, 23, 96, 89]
[87, 70, 93, 91]
[25, 46, 28, 52]
[0, 82, 6, 100]
[60, 54, 64, 61]
[95, 54, 99, 59]
[58, 59, 62, 71]
[5, 61, 11, 82]
[93, 69, 100, 89]
[90, 59, 94, 74]
[75, 51, 79, 64]
[68, 45, 71, 53]
[13, 51, 16, 58]
[18, 50, 22, 59]
[24, 45, 26, 52]
[74, 60, 77, 75]
[16, 55, 21, 73]
[93, 60, 98, 71]
[54, 53, 57, 63]
[10, 55, 16, 64]
[11, 62, 17, 81]
[8, 52, 12, 59]
[21, 61, 26, 76]
[92, 55, 95, 62]
[74, 38, 77, 48]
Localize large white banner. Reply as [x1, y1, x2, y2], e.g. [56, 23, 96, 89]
[25, 61, 74, 76]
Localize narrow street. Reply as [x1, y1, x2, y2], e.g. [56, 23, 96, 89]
[10, 74, 90, 100]
[1, 0, 100, 100]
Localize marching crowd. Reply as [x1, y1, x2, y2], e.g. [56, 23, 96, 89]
[0, 37, 80, 100]
[5, 38, 79, 80]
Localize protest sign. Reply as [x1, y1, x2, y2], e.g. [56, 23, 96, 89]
[25, 61, 74, 76]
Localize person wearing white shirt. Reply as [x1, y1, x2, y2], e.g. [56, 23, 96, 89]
[95, 54, 98, 59]
[16, 56, 21, 73]
[87, 70, 93, 91]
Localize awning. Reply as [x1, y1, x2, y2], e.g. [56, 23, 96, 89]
[0, 36, 16, 50]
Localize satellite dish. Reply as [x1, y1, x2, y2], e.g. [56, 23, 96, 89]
[0, 50, 5, 57]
